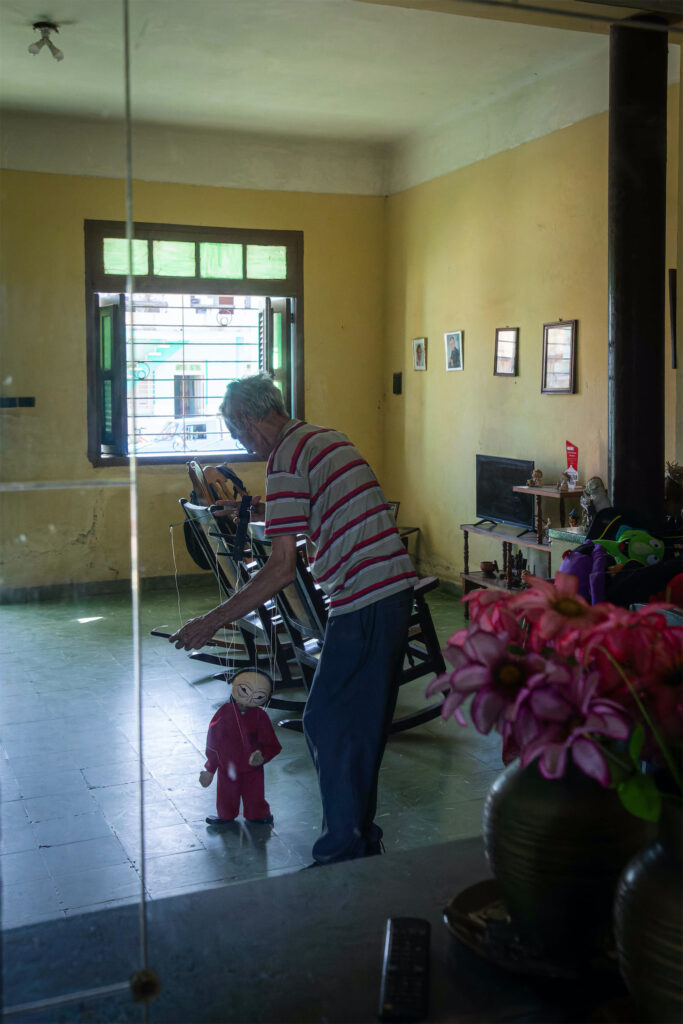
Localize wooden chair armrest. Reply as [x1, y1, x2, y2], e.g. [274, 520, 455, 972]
[413, 575, 439, 596]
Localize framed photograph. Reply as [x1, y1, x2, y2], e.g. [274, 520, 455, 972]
[494, 327, 519, 376]
[412, 337, 427, 370]
[444, 331, 463, 371]
[542, 320, 577, 394]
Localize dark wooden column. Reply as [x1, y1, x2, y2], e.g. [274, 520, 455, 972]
[608, 17, 668, 530]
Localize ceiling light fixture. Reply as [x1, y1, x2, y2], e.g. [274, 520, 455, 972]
[28, 21, 64, 61]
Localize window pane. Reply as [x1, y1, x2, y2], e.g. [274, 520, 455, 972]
[199, 242, 243, 279]
[272, 311, 282, 371]
[100, 312, 112, 371]
[103, 238, 149, 275]
[246, 245, 287, 280]
[153, 240, 196, 276]
[103, 380, 113, 434]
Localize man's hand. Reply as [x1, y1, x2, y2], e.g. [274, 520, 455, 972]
[169, 611, 224, 651]
[199, 770, 214, 788]
[213, 494, 264, 521]
[248, 750, 265, 767]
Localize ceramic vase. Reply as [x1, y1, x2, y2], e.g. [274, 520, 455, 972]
[613, 800, 683, 1023]
[482, 760, 653, 959]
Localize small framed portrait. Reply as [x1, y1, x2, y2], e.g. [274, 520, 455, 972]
[542, 319, 577, 394]
[444, 331, 463, 371]
[413, 337, 427, 370]
[494, 327, 519, 376]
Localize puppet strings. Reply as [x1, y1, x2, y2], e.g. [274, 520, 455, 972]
[169, 523, 185, 628]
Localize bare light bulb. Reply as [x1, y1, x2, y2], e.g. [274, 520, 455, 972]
[27, 22, 64, 62]
[47, 40, 64, 61]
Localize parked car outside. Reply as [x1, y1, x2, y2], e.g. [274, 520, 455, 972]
[134, 415, 244, 455]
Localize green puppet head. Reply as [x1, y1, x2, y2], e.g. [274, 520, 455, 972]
[595, 526, 665, 567]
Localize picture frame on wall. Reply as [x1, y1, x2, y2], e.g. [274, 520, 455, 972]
[444, 331, 463, 371]
[541, 319, 577, 394]
[413, 338, 427, 370]
[494, 327, 519, 376]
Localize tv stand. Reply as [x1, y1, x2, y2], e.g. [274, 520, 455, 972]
[459, 521, 552, 616]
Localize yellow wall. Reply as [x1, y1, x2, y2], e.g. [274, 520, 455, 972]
[382, 86, 680, 582]
[0, 172, 386, 588]
[1, 83, 679, 592]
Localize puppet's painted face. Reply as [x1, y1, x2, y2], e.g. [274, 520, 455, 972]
[231, 670, 272, 709]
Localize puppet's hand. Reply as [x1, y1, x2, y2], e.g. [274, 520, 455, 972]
[199, 770, 215, 788]
[248, 750, 264, 767]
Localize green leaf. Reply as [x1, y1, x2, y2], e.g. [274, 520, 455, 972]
[618, 774, 662, 821]
[628, 723, 645, 766]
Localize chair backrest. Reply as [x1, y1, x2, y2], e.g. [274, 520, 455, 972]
[248, 523, 327, 640]
[181, 499, 244, 595]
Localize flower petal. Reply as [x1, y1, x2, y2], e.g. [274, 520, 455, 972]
[571, 737, 611, 786]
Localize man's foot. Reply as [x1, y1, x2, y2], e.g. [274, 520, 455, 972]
[366, 838, 386, 856]
[245, 815, 274, 825]
[205, 816, 236, 826]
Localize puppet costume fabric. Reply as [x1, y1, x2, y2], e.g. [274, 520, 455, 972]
[204, 703, 282, 821]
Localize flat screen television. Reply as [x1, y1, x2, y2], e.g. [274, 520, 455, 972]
[475, 454, 535, 531]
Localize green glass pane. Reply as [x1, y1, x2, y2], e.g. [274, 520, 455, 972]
[153, 240, 196, 276]
[272, 312, 282, 371]
[246, 245, 287, 280]
[103, 380, 113, 435]
[103, 238, 148, 275]
[100, 311, 113, 370]
[199, 242, 243, 279]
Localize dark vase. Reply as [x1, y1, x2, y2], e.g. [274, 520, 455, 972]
[613, 800, 683, 1023]
[482, 760, 653, 958]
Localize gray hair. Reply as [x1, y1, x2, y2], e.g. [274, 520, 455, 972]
[220, 373, 287, 430]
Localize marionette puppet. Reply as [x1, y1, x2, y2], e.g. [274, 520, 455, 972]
[200, 668, 282, 826]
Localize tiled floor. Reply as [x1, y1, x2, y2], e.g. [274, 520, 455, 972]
[0, 583, 502, 931]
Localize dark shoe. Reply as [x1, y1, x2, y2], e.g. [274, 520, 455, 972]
[245, 815, 274, 825]
[205, 816, 236, 826]
[300, 861, 322, 870]
[366, 838, 385, 856]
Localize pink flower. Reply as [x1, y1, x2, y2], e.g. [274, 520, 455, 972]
[509, 572, 606, 652]
[427, 626, 546, 735]
[464, 588, 526, 643]
[518, 668, 630, 785]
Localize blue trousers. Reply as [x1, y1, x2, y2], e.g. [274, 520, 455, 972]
[302, 588, 413, 863]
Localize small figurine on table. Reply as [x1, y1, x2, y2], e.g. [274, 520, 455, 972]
[568, 507, 581, 528]
[526, 468, 543, 488]
[200, 668, 282, 826]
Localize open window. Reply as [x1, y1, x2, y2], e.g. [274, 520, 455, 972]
[85, 220, 304, 465]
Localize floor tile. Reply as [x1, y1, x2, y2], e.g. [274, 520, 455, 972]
[1, 848, 54, 886]
[52, 862, 142, 911]
[31, 810, 114, 848]
[22, 791, 99, 824]
[14, 769, 90, 801]
[39, 834, 130, 878]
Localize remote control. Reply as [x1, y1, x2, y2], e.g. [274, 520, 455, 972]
[378, 917, 430, 1022]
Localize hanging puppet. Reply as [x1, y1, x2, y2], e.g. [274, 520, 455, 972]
[200, 668, 282, 825]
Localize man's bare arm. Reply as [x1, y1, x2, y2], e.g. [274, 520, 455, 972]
[169, 533, 298, 651]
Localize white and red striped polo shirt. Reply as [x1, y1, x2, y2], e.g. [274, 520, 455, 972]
[265, 420, 416, 616]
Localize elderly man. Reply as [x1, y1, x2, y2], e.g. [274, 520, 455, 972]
[170, 373, 416, 864]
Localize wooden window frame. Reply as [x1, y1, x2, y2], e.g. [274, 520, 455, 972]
[85, 219, 304, 466]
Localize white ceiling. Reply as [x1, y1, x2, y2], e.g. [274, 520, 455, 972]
[0, 0, 678, 194]
[0, 0, 639, 141]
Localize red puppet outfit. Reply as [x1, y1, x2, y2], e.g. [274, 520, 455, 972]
[204, 702, 282, 821]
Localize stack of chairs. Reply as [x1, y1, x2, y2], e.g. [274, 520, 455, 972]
[160, 462, 446, 732]
[247, 523, 445, 734]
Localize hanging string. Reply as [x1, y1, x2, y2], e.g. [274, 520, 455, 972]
[169, 524, 184, 628]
